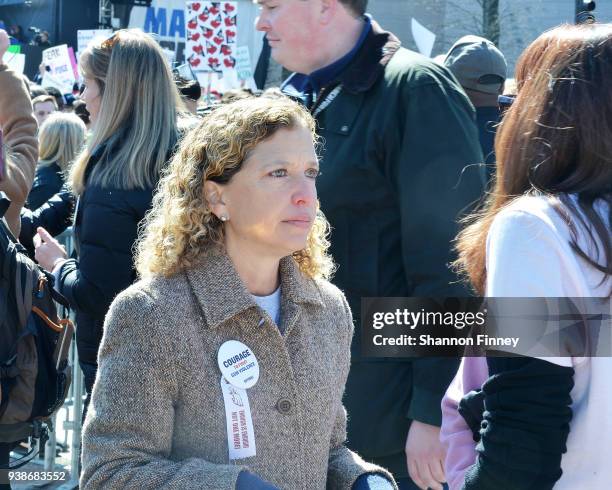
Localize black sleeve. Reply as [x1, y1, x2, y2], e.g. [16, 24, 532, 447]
[19, 186, 75, 257]
[458, 389, 485, 442]
[462, 356, 574, 490]
[26, 171, 63, 211]
[56, 193, 145, 318]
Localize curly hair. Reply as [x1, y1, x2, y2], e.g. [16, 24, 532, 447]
[135, 95, 335, 280]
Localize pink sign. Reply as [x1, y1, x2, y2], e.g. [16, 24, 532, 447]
[68, 47, 79, 83]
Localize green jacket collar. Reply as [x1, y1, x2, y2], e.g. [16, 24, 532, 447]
[338, 19, 401, 94]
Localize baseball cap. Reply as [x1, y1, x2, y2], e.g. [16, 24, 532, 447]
[444, 35, 507, 94]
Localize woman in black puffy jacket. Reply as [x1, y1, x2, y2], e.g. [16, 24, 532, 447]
[33, 29, 184, 419]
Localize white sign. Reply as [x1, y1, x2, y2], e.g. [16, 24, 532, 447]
[411, 18, 436, 58]
[234, 46, 252, 81]
[41, 72, 67, 94]
[42, 45, 76, 93]
[2, 52, 25, 74]
[221, 65, 240, 89]
[128, 0, 264, 74]
[77, 29, 113, 53]
[185, 1, 238, 73]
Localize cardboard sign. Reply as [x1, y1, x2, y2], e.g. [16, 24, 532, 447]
[186, 1, 237, 72]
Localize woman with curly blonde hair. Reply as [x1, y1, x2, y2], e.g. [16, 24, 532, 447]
[80, 95, 396, 490]
[135, 97, 333, 282]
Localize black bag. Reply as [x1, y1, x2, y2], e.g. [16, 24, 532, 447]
[0, 193, 73, 469]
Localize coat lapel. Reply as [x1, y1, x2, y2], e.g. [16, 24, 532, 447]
[184, 248, 324, 333]
[185, 248, 255, 329]
[278, 257, 323, 336]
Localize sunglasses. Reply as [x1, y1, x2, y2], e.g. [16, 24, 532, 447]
[498, 94, 515, 112]
[101, 33, 119, 51]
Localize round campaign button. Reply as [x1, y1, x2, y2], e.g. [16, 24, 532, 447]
[217, 340, 260, 390]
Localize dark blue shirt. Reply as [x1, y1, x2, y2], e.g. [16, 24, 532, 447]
[282, 15, 372, 107]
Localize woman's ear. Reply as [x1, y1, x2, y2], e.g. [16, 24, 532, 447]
[204, 180, 227, 218]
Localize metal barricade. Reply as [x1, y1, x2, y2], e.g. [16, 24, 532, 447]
[41, 227, 84, 489]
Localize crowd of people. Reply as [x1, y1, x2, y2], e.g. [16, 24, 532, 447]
[0, 0, 610, 489]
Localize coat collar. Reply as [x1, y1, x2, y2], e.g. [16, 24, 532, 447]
[336, 19, 401, 94]
[185, 247, 323, 329]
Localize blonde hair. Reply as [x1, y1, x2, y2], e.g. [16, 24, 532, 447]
[70, 29, 183, 195]
[135, 96, 335, 280]
[38, 113, 86, 173]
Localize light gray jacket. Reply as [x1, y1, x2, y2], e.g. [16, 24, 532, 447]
[80, 249, 396, 489]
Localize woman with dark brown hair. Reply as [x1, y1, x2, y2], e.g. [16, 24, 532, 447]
[441, 23, 612, 489]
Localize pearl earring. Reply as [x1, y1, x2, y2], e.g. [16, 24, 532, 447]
[220, 215, 228, 222]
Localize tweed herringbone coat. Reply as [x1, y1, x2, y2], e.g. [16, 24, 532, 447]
[80, 249, 396, 489]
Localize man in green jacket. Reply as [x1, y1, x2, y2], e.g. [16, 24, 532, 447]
[256, 1, 484, 488]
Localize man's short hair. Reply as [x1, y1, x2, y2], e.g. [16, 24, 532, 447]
[43, 86, 65, 110]
[32, 95, 58, 110]
[339, 0, 367, 16]
[29, 85, 48, 99]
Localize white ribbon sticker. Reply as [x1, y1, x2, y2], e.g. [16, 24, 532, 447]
[220, 376, 257, 460]
[217, 340, 260, 390]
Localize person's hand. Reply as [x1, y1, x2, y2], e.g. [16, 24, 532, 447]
[236, 470, 280, 490]
[0, 29, 9, 60]
[39, 61, 46, 77]
[405, 420, 446, 490]
[34, 227, 67, 271]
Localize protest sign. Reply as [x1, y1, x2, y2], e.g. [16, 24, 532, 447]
[186, 1, 237, 72]
[220, 45, 256, 90]
[77, 29, 113, 53]
[68, 47, 79, 81]
[128, 0, 263, 69]
[41, 72, 68, 93]
[2, 52, 25, 74]
[234, 46, 252, 81]
[42, 44, 76, 93]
